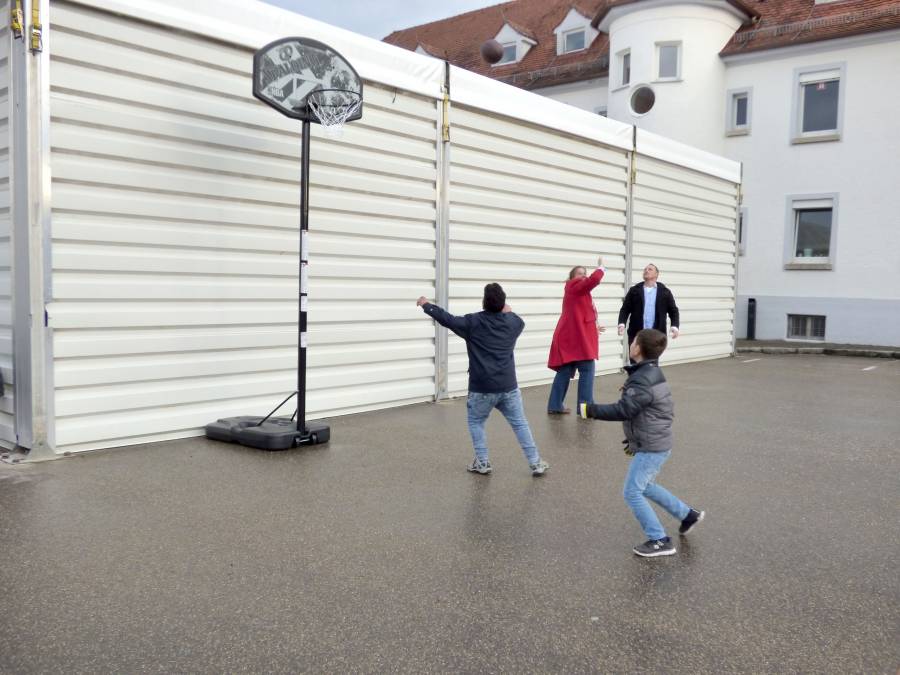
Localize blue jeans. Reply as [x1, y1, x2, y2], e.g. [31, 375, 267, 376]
[548, 360, 595, 411]
[623, 450, 690, 541]
[467, 389, 540, 465]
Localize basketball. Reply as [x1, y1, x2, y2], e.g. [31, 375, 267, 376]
[480, 39, 505, 64]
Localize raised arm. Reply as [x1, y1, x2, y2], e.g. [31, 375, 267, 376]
[568, 255, 606, 296]
[417, 296, 469, 339]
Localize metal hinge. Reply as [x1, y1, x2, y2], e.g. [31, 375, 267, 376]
[11, 0, 24, 39]
[30, 1, 43, 53]
[441, 91, 450, 142]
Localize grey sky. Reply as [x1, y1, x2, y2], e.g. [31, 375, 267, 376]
[260, 0, 500, 40]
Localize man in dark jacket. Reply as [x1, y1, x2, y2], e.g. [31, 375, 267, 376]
[417, 283, 549, 477]
[617, 263, 680, 348]
[578, 329, 704, 558]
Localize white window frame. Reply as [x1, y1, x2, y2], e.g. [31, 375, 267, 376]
[786, 314, 826, 342]
[726, 87, 752, 136]
[616, 49, 631, 89]
[783, 193, 839, 270]
[493, 42, 517, 66]
[790, 63, 846, 144]
[562, 28, 587, 54]
[655, 41, 681, 81]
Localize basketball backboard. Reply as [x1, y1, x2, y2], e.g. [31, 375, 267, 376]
[252, 37, 363, 123]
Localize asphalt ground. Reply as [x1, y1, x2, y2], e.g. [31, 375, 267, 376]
[1, 354, 898, 674]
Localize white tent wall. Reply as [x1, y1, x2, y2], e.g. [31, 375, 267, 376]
[446, 105, 630, 396]
[45, 2, 441, 452]
[17, 0, 740, 455]
[0, 0, 12, 447]
[632, 130, 740, 365]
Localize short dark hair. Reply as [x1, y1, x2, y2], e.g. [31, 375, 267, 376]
[482, 283, 506, 313]
[634, 329, 667, 360]
[568, 265, 586, 280]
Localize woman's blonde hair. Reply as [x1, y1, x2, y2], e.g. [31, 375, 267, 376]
[568, 265, 586, 280]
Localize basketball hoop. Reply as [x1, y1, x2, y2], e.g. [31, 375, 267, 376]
[210, 38, 364, 449]
[307, 89, 362, 138]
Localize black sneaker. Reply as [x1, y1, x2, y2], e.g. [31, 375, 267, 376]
[633, 538, 676, 557]
[679, 509, 705, 535]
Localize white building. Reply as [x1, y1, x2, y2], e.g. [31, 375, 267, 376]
[386, 0, 900, 346]
[1, 0, 740, 456]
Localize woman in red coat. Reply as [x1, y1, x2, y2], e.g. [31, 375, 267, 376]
[547, 256, 606, 414]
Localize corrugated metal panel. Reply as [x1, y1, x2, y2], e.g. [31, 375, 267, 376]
[0, 8, 14, 447]
[447, 106, 629, 396]
[631, 154, 739, 365]
[47, 2, 439, 452]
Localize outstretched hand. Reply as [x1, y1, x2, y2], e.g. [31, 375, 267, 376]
[416, 296, 429, 307]
[597, 255, 604, 268]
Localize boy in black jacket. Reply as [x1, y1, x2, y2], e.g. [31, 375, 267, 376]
[579, 329, 704, 557]
[417, 283, 549, 477]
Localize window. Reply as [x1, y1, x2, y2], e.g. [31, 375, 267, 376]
[656, 42, 681, 80]
[618, 49, 631, 87]
[727, 88, 751, 135]
[630, 86, 655, 115]
[498, 43, 517, 64]
[784, 194, 839, 269]
[553, 9, 595, 55]
[794, 208, 832, 259]
[738, 207, 747, 255]
[792, 64, 845, 143]
[564, 29, 586, 53]
[787, 315, 826, 341]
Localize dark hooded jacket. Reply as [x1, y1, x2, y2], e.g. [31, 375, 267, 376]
[422, 303, 524, 394]
[583, 359, 674, 452]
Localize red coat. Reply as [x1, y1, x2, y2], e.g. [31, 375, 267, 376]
[547, 268, 604, 370]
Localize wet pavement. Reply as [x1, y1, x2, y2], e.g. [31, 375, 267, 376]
[1, 354, 898, 673]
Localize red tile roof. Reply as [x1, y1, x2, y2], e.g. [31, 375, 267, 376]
[383, 0, 611, 89]
[593, 0, 759, 27]
[383, 1, 900, 88]
[721, 0, 900, 56]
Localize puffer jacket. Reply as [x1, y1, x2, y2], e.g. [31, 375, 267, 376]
[583, 359, 673, 452]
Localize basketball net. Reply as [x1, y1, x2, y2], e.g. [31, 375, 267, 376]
[307, 89, 362, 139]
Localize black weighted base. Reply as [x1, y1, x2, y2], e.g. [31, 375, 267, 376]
[205, 416, 330, 450]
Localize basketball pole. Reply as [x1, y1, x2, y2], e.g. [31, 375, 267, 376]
[298, 119, 311, 433]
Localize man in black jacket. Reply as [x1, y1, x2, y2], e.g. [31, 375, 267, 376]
[617, 263, 680, 349]
[417, 283, 549, 477]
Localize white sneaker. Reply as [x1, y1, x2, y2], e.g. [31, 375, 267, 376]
[529, 460, 549, 476]
[466, 458, 492, 475]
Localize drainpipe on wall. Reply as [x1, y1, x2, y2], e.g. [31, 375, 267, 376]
[433, 61, 451, 400]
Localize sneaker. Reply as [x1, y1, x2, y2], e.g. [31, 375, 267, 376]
[633, 538, 676, 557]
[679, 509, 705, 535]
[547, 408, 571, 415]
[466, 458, 492, 475]
[529, 460, 550, 476]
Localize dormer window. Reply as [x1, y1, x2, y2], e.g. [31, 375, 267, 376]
[498, 43, 517, 64]
[563, 29, 586, 53]
[492, 22, 537, 66]
[553, 8, 597, 56]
